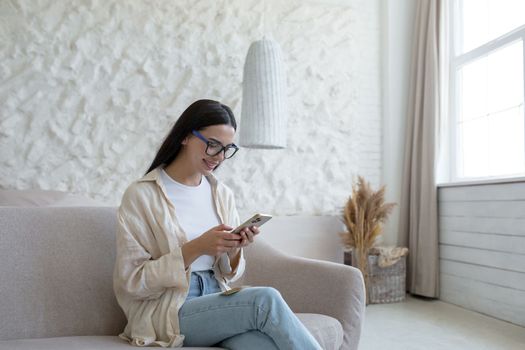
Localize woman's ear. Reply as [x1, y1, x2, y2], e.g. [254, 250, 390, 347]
[181, 136, 189, 146]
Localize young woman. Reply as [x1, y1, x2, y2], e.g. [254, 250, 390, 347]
[113, 99, 321, 349]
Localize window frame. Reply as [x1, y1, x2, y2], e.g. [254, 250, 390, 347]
[447, 0, 525, 183]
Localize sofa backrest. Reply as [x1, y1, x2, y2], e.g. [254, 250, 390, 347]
[0, 207, 126, 341]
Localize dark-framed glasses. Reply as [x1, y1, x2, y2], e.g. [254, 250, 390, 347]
[191, 130, 239, 159]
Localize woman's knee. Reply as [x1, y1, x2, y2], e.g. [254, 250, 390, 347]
[247, 287, 285, 306]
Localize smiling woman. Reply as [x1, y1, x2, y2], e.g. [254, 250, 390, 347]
[112, 99, 322, 349]
[145, 99, 238, 177]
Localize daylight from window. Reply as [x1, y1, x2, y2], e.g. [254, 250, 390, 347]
[453, 0, 525, 179]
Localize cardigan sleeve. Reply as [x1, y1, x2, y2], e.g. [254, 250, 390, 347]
[216, 188, 245, 283]
[113, 187, 189, 301]
[217, 249, 246, 283]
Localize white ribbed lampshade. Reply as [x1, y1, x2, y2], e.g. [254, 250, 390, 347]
[240, 38, 287, 149]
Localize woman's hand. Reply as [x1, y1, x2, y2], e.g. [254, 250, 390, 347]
[237, 225, 260, 248]
[182, 224, 241, 269]
[196, 224, 243, 256]
[227, 225, 260, 260]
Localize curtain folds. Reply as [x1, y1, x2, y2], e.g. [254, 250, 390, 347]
[398, 0, 441, 298]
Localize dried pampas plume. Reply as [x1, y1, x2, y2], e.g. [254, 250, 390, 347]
[340, 176, 396, 303]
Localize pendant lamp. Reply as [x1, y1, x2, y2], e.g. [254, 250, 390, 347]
[240, 38, 287, 149]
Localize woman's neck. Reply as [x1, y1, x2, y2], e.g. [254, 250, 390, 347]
[163, 157, 202, 187]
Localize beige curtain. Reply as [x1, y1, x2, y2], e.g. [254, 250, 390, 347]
[398, 0, 441, 298]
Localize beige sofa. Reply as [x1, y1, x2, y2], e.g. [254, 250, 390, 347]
[0, 205, 365, 349]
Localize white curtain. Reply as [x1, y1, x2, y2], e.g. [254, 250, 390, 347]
[398, 0, 442, 298]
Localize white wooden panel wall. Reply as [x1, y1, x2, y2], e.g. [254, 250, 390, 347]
[438, 182, 525, 327]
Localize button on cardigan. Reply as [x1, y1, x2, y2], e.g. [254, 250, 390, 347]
[113, 168, 245, 347]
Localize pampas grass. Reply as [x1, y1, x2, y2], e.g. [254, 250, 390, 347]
[340, 176, 396, 304]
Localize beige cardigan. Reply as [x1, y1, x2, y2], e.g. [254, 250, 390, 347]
[113, 168, 245, 347]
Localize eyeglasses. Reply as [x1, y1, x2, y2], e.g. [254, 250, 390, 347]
[191, 130, 239, 159]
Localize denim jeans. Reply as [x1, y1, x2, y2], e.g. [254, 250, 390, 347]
[179, 270, 322, 350]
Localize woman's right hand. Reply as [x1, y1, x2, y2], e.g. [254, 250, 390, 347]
[195, 224, 241, 256]
[182, 224, 241, 268]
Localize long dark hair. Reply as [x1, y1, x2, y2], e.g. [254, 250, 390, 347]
[145, 99, 237, 174]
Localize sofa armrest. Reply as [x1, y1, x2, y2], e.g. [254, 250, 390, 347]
[242, 240, 365, 350]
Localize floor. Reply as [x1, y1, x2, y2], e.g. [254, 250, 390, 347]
[359, 294, 525, 350]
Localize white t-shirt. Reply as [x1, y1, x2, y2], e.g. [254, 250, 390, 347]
[160, 169, 220, 271]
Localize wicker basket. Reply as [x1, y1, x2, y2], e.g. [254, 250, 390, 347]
[344, 251, 407, 304]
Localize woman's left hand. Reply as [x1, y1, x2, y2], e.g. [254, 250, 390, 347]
[237, 225, 260, 247]
[227, 225, 260, 260]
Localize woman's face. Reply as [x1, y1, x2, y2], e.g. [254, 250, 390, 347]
[183, 124, 236, 176]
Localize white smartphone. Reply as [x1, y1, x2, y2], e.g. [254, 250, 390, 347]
[231, 213, 272, 235]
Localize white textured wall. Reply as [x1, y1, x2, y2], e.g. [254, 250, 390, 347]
[0, 0, 382, 217]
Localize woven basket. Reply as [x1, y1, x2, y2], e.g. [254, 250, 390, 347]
[344, 251, 407, 304]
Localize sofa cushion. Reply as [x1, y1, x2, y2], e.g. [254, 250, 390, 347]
[0, 207, 126, 341]
[297, 313, 344, 350]
[0, 336, 223, 350]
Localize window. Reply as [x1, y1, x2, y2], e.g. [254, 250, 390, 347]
[448, 0, 525, 181]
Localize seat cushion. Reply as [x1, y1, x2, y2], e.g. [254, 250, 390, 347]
[0, 336, 224, 350]
[0, 313, 342, 350]
[297, 313, 344, 350]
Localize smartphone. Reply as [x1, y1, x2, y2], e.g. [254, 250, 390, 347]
[231, 213, 272, 235]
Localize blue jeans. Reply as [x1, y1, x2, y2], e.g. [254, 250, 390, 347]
[179, 270, 322, 350]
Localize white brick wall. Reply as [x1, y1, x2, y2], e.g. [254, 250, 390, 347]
[0, 0, 382, 217]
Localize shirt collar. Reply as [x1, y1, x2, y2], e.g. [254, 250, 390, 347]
[139, 166, 218, 189]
